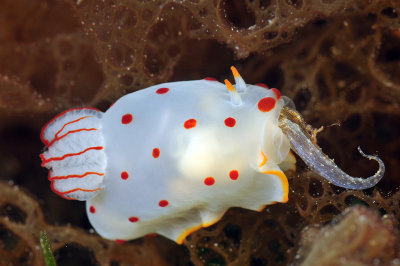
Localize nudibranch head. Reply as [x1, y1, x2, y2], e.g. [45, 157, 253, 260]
[39, 66, 384, 244]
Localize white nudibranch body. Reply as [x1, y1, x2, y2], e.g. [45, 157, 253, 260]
[40, 67, 384, 244]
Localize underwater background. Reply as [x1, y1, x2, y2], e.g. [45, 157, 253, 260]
[1, 0, 400, 265]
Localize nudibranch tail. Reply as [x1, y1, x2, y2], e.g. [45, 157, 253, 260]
[40, 108, 106, 200]
[224, 79, 243, 105]
[279, 108, 385, 189]
[230, 66, 247, 93]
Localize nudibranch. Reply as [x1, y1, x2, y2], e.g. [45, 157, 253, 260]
[40, 67, 385, 244]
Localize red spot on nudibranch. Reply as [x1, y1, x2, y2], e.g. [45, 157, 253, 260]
[129, 216, 139, 222]
[184, 119, 197, 129]
[257, 97, 276, 112]
[121, 171, 129, 180]
[229, 170, 239, 180]
[204, 177, 215, 186]
[224, 117, 236, 127]
[256, 83, 269, 89]
[89, 205, 96, 213]
[159, 200, 169, 207]
[204, 77, 217, 81]
[156, 87, 169, 94]
[272, 88, 281, 99]
[115, 239, 126, 244]
[121, 113, 133, 124]
[152, 148, 160, 158]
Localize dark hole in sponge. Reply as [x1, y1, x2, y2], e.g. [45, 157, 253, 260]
[308, 178, 324, 198]
[0, 223, 20, 251]
[373, 112, 400, 144]
[223, 223, 242, 248]
[0, 203, 27, 224]
[260, 67, 284, 90]
[293, 87, 311, 112]
[251, 257, 268, 266]
[319, 204, 341, 216]
[342, 113, 362, 132]
[220, 0, 256, 29]
[55, 242, 99, 266]
[377, 33, 400, 62]
[345, 195, 369, 207]
[381, 7, 398, 18]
